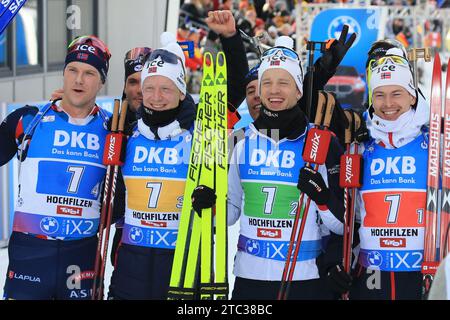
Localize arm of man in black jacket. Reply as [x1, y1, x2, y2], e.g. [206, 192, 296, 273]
[206, 10, 248, 128]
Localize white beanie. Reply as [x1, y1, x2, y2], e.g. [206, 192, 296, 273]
[258, 36, 303, 96]
[141, 32, 186, 95]
[370, 55, 416, 98]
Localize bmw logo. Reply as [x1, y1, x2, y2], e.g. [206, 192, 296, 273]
[245, 239, 260, 255]
[328, 16, 361, 46]
[39, 217, 59, 235]
[129, 227, 144, 243]
[367, 251, 383, 267]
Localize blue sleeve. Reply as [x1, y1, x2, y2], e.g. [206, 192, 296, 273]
[0, 106, 39, 166]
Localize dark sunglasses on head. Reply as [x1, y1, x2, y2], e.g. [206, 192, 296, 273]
[125, 47, 152, 64]
[68, 35, 111, 60]
[148, 49, 181, 64]
[147, 49, 186, 76]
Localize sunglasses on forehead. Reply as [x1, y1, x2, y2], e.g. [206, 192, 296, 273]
[261, 46, 304, 80]
[368, 54, 410, 70]
[67, 35, 111, 60]
[146, 49, 186, 76]
[148, 49, 181, 64]
[124, 47, 152, 64]
[262, 46, 300, 61]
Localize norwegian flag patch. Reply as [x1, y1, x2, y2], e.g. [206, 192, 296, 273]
[381, 72, 391, 79]
[270, 60, 280, 66]
[149, 66, 157, 73]
[77, 53, 89, 61]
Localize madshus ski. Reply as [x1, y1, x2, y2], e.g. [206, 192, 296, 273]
[440, 57, 450, 263]
[168, 52, 228, 300]
[422, 52, 444, 299]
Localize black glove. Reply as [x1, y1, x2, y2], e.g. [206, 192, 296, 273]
[297, 166, 330, 206]
[319, 24, 356, 72]
[334, 108, 370, 146]
[191, 185, 216, 216]
[326, 264, 353, 295]
[352, 111, 370, 143]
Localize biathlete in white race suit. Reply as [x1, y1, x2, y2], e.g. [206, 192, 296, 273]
[227, 36, 347, 300]
[0, 36, 112, 300]
[107, 32, 214, 300]
[349, 47, 430, 300]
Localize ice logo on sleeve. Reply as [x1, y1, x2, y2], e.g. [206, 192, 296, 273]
[40, 217, 59, 235]
[367, 251, 383, 267]
[129, 227, 144, 243]
[245, 239, 261, 255]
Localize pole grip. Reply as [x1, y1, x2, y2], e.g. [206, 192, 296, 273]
[314, 91, 326, 126]
[118, 99, 129, 133]
[111, 99, 120, 132]
[343, 110, 353, 145]
[322, 92, 335, 128]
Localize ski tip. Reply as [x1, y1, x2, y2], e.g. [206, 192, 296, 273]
[216, 51, 226, 67]
[446, 58, 450, 99]
[431, 52, 442, 87]
[203, 52, 213, 68]
[433, 52, 441, 69]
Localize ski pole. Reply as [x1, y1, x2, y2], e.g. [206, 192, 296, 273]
[285, 92, 336, 297]
[92, 99, 120, 300]
[305, 41, 326, 121]
[339, 110, 363, 300]
[278, 91, 335, 300]
[278, 91, 326, 300]
[92, 99, 128, 300]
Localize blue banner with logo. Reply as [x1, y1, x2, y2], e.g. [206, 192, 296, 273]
[310, 8, 381, 76]
[310, 8, 382, 110]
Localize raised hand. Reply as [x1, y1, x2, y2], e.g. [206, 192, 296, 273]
[205, 10, 236, 38]
[320, 24, 357, 71]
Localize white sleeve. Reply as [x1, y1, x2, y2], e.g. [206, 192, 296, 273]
[227, 140, 244, 226]
[316, 164, 344, 235]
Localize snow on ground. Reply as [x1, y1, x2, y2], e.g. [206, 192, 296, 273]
[0, 224, 239, 299]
